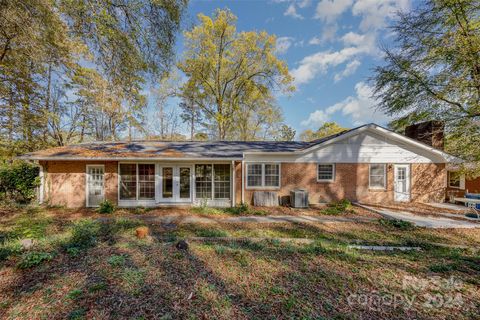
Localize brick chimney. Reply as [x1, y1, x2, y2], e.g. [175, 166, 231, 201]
[404, 121, 444, 150]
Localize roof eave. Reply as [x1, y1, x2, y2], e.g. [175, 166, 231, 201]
[17, 156, 243, 161]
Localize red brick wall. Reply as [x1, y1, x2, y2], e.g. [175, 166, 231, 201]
[237, 162, 446, 205]
[40, 161, 118, 208]
[40, 160, 445, 208]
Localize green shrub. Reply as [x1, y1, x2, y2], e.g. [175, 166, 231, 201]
[0, 162, 40, 203]
[69, 219, 101, 249]
[379, 218, 415, 230]
[96, 199, 115, 214]
[320, 199, 352, 215]
[17, 251, 54, 269]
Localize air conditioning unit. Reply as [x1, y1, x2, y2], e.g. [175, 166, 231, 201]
[290, 189, 309, 208]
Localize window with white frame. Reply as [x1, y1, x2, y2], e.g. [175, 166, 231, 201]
[317, 164, 335, 182]
[138, 164, 155, 199]
[246, 163, 280, 188]
[195, 164, 231, 199]
[448, 171, 461, 188]
[214, 164, 231, 199]
[247, 164, 262, 187]
[119, 163, 155, 201]
[369, 164, 386, 189]
[195, 164, 212, 199]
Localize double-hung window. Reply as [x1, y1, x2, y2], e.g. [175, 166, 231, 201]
[246, 163, 280, 188]
[119, 163, 155, 200]
[317, 164, 335, 182]
[369, 164, 386, 189]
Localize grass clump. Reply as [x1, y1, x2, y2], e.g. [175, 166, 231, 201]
[96, 199, 115, 214]
[379, 218, 415, 230]
[320, 199, 353, 215]
[66, 289, 83, 300]
[17, 251, 55, 269]
[224, 203, 267, 215]
[121, 268, 145, 295]
[196, 228, 228, 238]
[191, 199, 225, 215]
[224, 203, 249, 215]
[63, 219, 101, 252]
[107, 254, 127, 267]
[68, 308, 86, 320]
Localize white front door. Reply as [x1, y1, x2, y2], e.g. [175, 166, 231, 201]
[394, 164, 410, 202]
[158, 165, 192, 202]
[86, 165, 105, 207]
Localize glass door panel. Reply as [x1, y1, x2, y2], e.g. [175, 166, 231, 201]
[162, 167, 173, 199]
[179, 167, 191, 199]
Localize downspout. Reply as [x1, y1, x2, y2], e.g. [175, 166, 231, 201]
[39, 164, 44, 204]
[241, 160, 245, 204]
[231, 160, 235, 207]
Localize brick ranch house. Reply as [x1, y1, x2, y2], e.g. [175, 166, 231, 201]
[19, 123, 460, 208]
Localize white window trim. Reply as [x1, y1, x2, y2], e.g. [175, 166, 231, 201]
[193, 163, 232, 201]
[369, 163, 387, 190]
[317, 163, 335, 182]
[118, 162, 156, 202]
[245, 162, 281, 189]
[86, 164, 105, 208]
[448, 171, 465, 189]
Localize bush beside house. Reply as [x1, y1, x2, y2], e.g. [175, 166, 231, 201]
[0, 162, 40, 204]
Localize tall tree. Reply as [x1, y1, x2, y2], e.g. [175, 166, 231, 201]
[0, 0, 187, 157]
[179, 99, 202, 141]
[299, 122, 347, 141]
[178, 9, 294, 140]
[372, 0, 480, 171]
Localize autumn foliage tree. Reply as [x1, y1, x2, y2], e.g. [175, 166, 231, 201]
[0, 0, 187, 158]
[299, 122, 348, 141]
[178, 9, 294, 140]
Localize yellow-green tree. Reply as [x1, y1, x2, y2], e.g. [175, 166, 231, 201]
[299, 122, 348, 141]
[178, 9, 294, 140]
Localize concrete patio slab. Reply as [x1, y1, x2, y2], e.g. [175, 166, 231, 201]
[356, 203, 480, 229]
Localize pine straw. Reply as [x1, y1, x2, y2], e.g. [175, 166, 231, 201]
[0, 211, 479, 319]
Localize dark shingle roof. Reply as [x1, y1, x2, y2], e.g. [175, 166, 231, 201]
[19, 139, 323, 160]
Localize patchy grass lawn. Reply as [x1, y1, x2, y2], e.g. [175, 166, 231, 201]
[0, 206, 479, 319]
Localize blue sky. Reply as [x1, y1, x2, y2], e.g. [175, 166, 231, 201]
[155, 0, 411, 137]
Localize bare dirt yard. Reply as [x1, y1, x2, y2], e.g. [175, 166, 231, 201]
[0, 205, 479, 319]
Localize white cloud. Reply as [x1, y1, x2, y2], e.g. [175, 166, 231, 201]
[341, 31, 378, 55]
[334, 59, 361, 82]
[291, 37, 374, 85]
[315, 0, 353, 23]
[284, 3, 304, 19]
[298, 0, 312, 8]
[352, 0, 409, 31]
[309, 24, 337, 46]
[308, 36, 321, 45]
[301, 82, 389, 127]
[276, 36, 295, 54]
